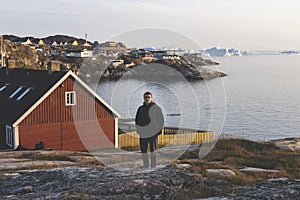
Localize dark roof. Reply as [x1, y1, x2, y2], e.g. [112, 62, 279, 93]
[0, 68, 67, 125]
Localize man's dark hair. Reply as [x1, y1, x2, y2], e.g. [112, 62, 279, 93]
[143, 91, 152, 97]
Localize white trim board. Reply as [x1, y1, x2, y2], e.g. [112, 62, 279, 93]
[114, 117, 119, 148]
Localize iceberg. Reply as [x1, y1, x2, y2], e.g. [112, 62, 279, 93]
[205, 47, 243, 57]
[205, 47, 230, 57]
[228, 48, 242, 56]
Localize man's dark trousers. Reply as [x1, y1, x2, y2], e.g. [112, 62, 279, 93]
[140, 134, 158, 168]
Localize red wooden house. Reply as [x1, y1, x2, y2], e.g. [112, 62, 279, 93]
[0, 68, 120, 151]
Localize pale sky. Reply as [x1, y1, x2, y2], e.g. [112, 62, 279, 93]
[1, 0, 300, 50]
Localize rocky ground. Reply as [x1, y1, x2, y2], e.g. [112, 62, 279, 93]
[0, 146, 300, 200]
[1, 163, 300, 200]
[0, 164, 205, 199]
[231, 178, 300, 200]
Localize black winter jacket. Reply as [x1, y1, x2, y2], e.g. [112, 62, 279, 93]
[135, 102, 164, 138]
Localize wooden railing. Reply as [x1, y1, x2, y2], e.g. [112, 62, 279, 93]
[118, 126, 215, 148]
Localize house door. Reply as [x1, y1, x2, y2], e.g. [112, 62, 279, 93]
[6, 125, 13, 148]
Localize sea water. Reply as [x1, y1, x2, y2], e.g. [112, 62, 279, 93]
[97, 55, 300, 141]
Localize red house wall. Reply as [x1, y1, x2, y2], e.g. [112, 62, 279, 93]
[17, 76, 116, 151]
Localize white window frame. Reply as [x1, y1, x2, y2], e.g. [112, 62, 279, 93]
[6, 125, 13, 148]
[65, 91, 76, 106]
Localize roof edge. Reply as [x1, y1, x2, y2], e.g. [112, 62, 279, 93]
[13, 71, 120, 127]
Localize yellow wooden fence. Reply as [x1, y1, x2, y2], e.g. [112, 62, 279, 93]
[118, 127, 215, 148]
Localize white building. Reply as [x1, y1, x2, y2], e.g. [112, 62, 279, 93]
[51, 41, 58, 47]
[66, 49, 93, 58]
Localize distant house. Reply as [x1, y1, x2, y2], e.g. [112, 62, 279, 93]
[125, 62, 135, 68]
[142, 52, 156, 62]
[51, 41, 58, 47]
[22, 39, 32, 46]
[163, 55, 181, 60]
[83, 42, 91, 47]
[38, 40, 45, 46]
[65, 49, 93, 58]
[36, 48, 43, 53]
[80, 49, 93, 57]
[165, 49, 186, 56]
[110, 60, 124, 67]
[65, 50, 80, 58]
[0, 68, 120, 151]
[151, 50, 166, 59]
[72, 40, 79, 46]
[160, 49, 183, 60]
[47, 61, 63, 71]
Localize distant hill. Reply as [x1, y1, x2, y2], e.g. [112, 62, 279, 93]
[3, 34, 93, 45]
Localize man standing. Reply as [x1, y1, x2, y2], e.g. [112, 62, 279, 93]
[135, 92, 164, 169]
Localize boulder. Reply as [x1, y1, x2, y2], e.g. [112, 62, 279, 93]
[239, 167, 280, 173]
[176, 163, 192, 169]
[206, 169, 236, 177]
[277, 145, 295, 151]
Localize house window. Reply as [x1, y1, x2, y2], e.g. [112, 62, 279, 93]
[6, 125, 13, 148]
[65, 91, 76, 106]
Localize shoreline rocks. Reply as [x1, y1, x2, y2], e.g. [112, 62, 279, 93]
[272, 138, 300, 151]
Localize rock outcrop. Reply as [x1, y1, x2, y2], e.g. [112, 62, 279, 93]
[272, 138, 300, 151]
[100, 55, 226, 81]
[1, 40, 50, 69]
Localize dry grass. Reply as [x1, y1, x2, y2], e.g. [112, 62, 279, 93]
[30, 154, 74, 162]
[179, 138, 300, 184]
